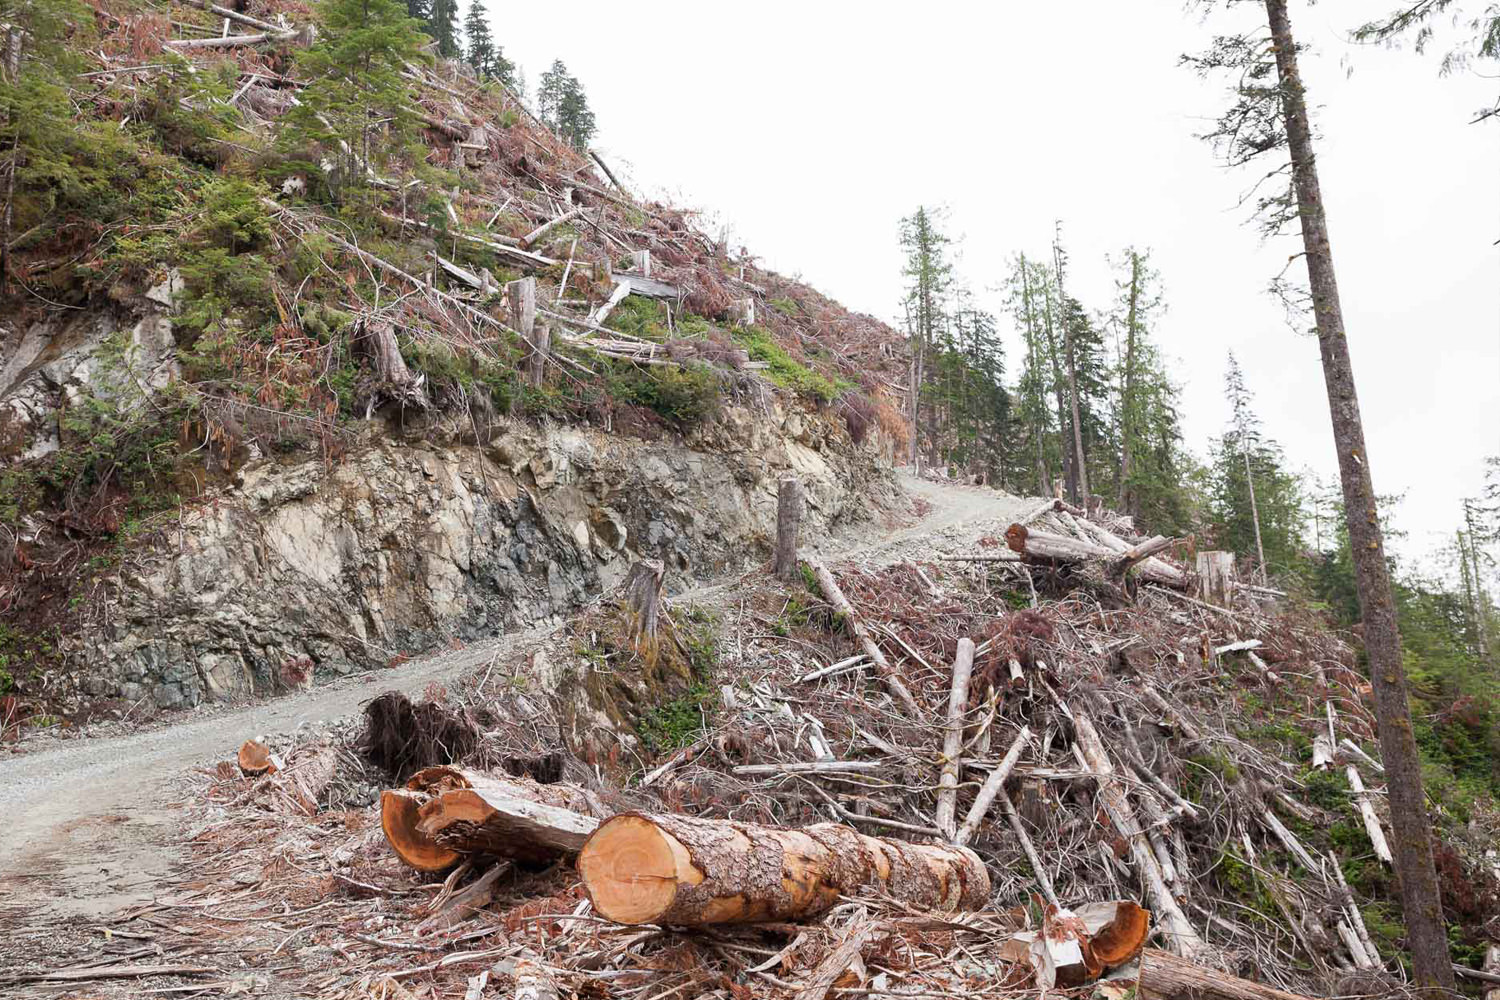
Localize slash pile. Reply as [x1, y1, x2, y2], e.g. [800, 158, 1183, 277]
[29, 497, 1500, 999]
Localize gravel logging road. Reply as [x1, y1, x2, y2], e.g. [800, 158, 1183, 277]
[0, 474, 1035, 922]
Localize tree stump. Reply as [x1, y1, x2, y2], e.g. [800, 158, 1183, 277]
[773, 477, 803, 581]
[1196, 551, 1236, 606]
[622, 559, 666, 645]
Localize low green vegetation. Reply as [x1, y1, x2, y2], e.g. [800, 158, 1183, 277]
[733, 326, 841, 403]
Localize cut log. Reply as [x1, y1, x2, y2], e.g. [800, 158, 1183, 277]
[253, 743, 336, 816]
[1110, 535, 1175, 579]
[383, 789, 460, 872]
[1005, 524, 1187, 589]
[1140, 948, 1316, 1000]
[577, 813, 989, 926]
[589, 279, 631, 326]
[808, 559, 923, 717]
[382, 767, 606, 870]
[1196, 551, 1236, 606]
[774, 477, 803, 581]
[1026, 900, 1151, 989]
[237, 738, 279, 776]
[621, 559, 666, 644]
[1072, 712, 1208, 960]
[935, 637, 976, 839]
[164, 29, 303, 50]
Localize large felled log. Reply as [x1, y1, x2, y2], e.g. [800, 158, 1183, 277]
[576, 813, 989, 926]
[1139, 948, 1316, 1000]
[1005, 524, 1187, 589]
[808, 559, 924, 717]
[381, 767, 605, 870]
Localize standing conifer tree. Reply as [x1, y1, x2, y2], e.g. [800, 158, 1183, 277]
[287, 0, 429, 196]
[464, 1, 495, 78]
[1188, 2, 1454, 990]
[426, 0, 459, 58]
[898, 206, 952, 470]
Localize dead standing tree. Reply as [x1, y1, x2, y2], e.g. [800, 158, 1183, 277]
[1188, 1, 1455, 990]
[774, 476, 803, 580]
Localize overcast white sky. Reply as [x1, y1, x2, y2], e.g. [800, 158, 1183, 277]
[492, 1, 1499, 567]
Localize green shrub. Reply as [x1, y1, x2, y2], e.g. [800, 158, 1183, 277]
[733, 326, 838, 402]
[606, 363, 721, 429]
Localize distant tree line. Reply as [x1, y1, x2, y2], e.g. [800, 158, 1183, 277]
[407, 1, 596, 149]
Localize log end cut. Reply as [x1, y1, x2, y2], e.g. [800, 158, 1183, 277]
[576, 814, 693, 924]
[237, 739, 277, 776]
[381, 789, 460, 872]
[1005, 523, 1029, 554]
[1087, 900, 1150, 967]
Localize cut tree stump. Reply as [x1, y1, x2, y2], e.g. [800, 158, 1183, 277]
[1197, 551, 1236, 606]
[381, 766, 606, 870]
[576, 813, 989, 925]
[622, 559, 666, 645]
[773, 477, 803, 581]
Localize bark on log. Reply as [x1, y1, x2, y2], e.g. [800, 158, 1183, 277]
[622, 559, 666, 644]
[774, 477, 803, 581]
[807, 559, 924, 717]
[1005, 524, 1187, 589]
[253, 743, 336, 816]
[520, 207, 583, 249]
[1139, 948, 1316, 1000]
[576, 812, 989, 925]
[1197, 551, 1236, 607]
[382, 767, 606, 870]
[935, 637, 976, 839]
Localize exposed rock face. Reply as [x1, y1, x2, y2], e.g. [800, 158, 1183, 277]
[70, 405, 897, 708]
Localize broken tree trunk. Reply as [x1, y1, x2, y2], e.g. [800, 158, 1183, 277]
[382, 767, 606, 870]
[622, 559, 666, 645]
[355, 316, 428, 409]
[164, 27, 309, 50]
[576, 813, 989, 925]
[1197, 551, 1236, 606]
[953, 725, 1030, 847]
[1005, 524, 1187, 589]
[1345, 763, 1393, 864]
[808, 559, 924, 717]
[1022, 900, 1151, 989]
[1139, 949, 1315, 1000]
[774, 477, 803, 581]
[1072, 712, 1208, 960]
[935, 637, 976, 839]
[520, 208, 583, 249]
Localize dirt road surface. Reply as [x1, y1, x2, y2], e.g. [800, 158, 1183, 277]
[0, 475, 1033, 928]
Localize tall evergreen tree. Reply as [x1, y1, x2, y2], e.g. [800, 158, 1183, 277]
[405, 0, 431, 23]
[555, 72, 597, 148]
[1355, 3, 1500, 123]
[897, 206, 952, 470]
[1209, 354, 1302, 576]
[426, 0, 460, 59]
[537, 59, 569, 128]
[1052, 225, 1090, 501]
[463, 1, 495, 78]
[287, 0, 429, 196]
[1005, 254, 1059, 497]
[1189, 3, 1453, 988]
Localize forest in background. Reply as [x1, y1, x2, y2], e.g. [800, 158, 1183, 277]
[895, 202, 1500, 816]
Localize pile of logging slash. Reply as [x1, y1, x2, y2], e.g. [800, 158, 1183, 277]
[74, 496, 1497, 1000]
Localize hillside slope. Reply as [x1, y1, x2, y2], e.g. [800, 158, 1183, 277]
[0, 0, 914, 715]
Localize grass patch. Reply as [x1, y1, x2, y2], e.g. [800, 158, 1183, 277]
[733, 326, 839, 403]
